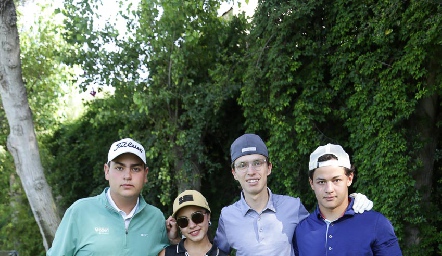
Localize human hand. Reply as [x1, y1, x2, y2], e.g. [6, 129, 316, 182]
[350, 193, 373, 213]
[166, 216, 180, 244]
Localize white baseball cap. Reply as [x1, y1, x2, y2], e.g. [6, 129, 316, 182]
[309, 143, 350, 171]
[107, 138, 146, 164]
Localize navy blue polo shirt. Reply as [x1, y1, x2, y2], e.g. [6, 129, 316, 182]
[293, 197, 402, 256]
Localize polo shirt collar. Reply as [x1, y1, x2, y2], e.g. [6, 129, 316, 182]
[239, 188, 276, 216]
[176, 238, 221, 256]
[315, 196, 356, 221]
[106, 188, 139, 219]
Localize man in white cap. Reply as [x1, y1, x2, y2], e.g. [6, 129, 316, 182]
[293, 144, 402, 255]
[47, 138, 169, 256]
[213, 134, 374, 256]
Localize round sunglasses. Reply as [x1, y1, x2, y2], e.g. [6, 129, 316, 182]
[176, 211, 207, 228]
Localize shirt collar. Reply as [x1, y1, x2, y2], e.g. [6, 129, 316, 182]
[239, 188, 276, 216]
[106, 188, 139, 219]
[177, 238, 221, 255]
[315, 196, 355, 221]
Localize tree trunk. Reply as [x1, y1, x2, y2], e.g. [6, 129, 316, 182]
[174, 143, 202, 193]
[406, 62, 440, 246]
[0, 0, 60, 251]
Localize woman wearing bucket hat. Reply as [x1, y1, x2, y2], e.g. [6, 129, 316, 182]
[159, 190, 228, 256]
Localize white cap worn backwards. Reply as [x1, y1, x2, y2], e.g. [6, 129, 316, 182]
[309, 143, 350, 171]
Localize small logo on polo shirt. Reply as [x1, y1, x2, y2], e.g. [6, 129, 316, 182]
[94, 227, 109, 235]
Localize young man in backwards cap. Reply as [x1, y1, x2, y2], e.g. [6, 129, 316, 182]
[213, 134, 374, 256]
[47, 138, 169, 256]
[293, 143, 402, 255]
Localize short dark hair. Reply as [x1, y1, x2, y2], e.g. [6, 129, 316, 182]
[308, 154, 355, 180]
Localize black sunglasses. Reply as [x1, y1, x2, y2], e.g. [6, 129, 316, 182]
[176, 211, 206, 228]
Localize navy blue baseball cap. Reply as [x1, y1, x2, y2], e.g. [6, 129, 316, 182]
[230, 134, 269, 163]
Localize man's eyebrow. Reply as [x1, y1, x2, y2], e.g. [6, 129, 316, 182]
[315, 175, 343, 181]
[113, 161, 143, 167]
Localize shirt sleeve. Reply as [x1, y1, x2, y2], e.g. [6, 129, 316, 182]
[158, 215, 170, 250]
[298, 201, 310, 223]
[213, 212, 230, 254]
[372, 215, 402, 256]
[46, 205, 78, 256]
[293, 201, 308, 256]
[292, 228, 299, 256]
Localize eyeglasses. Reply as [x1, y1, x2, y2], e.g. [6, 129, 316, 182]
[233, 159, 267, 172]
[176, 211, 206, 228]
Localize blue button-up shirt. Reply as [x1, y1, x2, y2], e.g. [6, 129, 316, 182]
[214, 189, 309, 256]
[293, 197, 402, 256]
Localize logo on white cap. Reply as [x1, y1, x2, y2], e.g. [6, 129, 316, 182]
[107, 138, 146, 164]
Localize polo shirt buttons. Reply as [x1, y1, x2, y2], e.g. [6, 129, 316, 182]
[329, 235, 333, 238]
[328, 247, 333, 251]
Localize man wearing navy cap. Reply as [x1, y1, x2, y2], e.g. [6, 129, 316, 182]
[213, 134, 374, 256]
[48, 138, 169, 256]
[293, 144, 402, 255]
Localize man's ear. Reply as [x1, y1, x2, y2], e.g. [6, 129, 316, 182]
[231, 168, 239, 181]
[266, 162, 272, 176]
[104, 162, 110, 181]
[347, 172, 354, 187]
[144, 167, 149, 183]
[309, 178, 314, 190]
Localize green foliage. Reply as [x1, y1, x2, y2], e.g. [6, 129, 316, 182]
[0, 2, 77, 255]
[45, 99, 122, 211]
[0, 182, 45, 256]
[7, 0, 441, 254]
[134, 0, 251, 204]
[242, 0, 442, 254]
[19, 2, 78, 131]
[60, 0, 249, 214]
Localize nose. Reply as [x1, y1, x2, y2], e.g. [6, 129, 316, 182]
[245, 166, 257, 175]
[187, 218, 197, 228]
[324, 181, 334, 193]
[123, 168, 132, 180]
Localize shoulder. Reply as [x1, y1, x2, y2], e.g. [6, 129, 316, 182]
[66, 195, 101, 212]
[354, 210, 395, 227]
[297, 211, 317, 225]
[220, 199, 242, 214]
[164, 242, 185, 255]
[271, 193, 309, 220]
[139, 202, 165, 217]
[352, 209, 387, 220]
[164, 243, 180, 252]
[271, 193, 301, 204]
[216, 248, 229, 256]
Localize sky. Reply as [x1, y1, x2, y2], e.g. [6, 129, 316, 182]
[219, 0, 258, 17]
